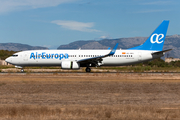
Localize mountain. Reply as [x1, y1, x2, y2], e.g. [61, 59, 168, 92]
[0, 43, 48, 51]
[57, 35, 180, 58]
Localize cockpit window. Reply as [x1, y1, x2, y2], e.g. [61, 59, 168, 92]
[12, 54, 18, 57]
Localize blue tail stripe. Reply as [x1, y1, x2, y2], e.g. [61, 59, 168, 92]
[128, 20, 169, 51]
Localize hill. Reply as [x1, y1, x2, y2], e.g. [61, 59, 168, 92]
[57, 35, 180, 58]
[0, 43, 48, 51]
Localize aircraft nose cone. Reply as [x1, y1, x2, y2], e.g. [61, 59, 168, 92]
[5, 57, 11, 63]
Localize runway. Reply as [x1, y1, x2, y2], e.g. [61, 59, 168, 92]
[0, 72, 180, 76]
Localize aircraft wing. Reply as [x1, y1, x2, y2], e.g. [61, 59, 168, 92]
[77, 43, 119, 65]
[151, 49, 172, 55]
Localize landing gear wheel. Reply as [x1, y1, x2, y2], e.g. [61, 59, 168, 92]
[85, 67, 91, 72]
[21, 69, 24, 73]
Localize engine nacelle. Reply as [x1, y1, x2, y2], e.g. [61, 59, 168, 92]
[61, 61, 80, 70]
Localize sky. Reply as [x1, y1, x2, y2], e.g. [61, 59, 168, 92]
[0, 0, 179, 49]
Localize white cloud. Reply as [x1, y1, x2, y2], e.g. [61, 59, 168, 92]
[51, 20, 101, 32]
[0, 0, 77, 13]
[99, 36, 111, 39]
[99, 36, 108, 39]
[93, 35, 112, 40]
[41, 44, 59, 49]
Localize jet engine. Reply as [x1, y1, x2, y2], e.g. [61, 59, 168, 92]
[61, 61, 80, 69]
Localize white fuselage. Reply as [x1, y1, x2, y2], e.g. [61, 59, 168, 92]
[5, 49, 163, 67]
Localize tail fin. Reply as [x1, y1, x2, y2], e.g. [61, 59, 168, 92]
[128, 20, 169, 51]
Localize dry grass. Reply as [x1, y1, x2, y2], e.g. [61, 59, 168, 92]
[0, 73, 180, 119]
[0, 105, 180, 120]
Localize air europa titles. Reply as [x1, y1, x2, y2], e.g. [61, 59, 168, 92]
[30, 52, 69, 60]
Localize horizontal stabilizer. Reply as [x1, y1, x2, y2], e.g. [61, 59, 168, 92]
[151, 49, 172, 55]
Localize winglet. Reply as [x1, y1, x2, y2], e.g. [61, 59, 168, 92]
[107, 47, 111, 50]
[108, 43, 119, 55]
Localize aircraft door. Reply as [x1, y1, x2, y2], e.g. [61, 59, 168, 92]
[76, 53, 80, 61]
[23, 53, 28, 61]
[138, 52, 142, 61]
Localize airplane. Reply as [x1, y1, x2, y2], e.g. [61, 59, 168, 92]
[5, 20, 171, 72]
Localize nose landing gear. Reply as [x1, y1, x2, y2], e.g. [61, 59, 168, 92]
[15, 66, 24, 73]
[21, 69, 24, 73]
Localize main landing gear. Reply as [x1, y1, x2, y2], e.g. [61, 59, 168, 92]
[85, 67, 91, 72]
